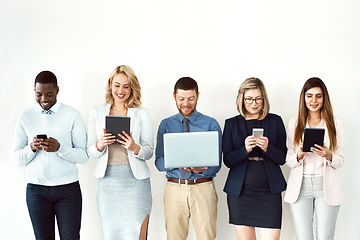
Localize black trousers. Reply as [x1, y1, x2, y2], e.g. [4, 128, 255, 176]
[26, 181, 82, 240]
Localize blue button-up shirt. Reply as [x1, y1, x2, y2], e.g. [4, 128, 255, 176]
[155, 110, 222, 179]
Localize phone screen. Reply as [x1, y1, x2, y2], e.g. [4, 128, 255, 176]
[37, 134, 47, 139]
[252, 128, 263, 138]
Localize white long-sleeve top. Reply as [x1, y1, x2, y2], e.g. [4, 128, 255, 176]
[87, 104, 154, 179]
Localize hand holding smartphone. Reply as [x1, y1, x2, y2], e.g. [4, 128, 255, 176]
[31, 134, 48, 152]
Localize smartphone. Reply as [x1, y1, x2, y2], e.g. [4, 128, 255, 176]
[36, 134, 47, 139]
[252, 128, 264, 138]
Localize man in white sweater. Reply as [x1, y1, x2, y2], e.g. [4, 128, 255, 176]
[12, 71, 88, 240]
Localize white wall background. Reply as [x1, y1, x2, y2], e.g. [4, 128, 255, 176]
[1, 0, 359, 239]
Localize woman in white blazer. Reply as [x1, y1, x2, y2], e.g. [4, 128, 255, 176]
[284, 77, 345, 240]
[87, 65, 153, 240]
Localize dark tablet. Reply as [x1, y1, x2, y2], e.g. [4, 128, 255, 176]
[105, 116, 131, 144]
[303, 128, 325, 152]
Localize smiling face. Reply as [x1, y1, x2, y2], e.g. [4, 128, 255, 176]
[174, 89, 199, 118]
[243, 88, 263, 119]
[34, 83, 59, 110]
[305, 87, 323, 113]
[111, 73, 131, 105]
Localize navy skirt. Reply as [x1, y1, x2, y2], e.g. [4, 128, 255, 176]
[227, 188, 282, 229]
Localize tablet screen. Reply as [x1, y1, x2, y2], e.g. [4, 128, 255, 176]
[105, 116, 131, 144]
[303, 128, 325, 152]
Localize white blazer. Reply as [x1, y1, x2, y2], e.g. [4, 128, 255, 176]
[87, 104, 154, 179]
[284, 117, 345, 206]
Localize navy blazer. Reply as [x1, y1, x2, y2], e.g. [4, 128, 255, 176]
[222, 113, 287, 197]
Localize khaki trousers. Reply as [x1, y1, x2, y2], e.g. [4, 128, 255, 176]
[164, 180, 218, 240]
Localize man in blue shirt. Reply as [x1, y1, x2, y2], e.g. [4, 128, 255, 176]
[12, 71, 88, 240]
[155, 77, 222, 240]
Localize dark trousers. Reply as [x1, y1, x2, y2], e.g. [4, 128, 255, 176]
[26, 181, 82, 240]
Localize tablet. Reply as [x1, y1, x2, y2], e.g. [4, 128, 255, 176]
[105, 116, 131, 144]
[164, 131, 219, 168]
[303, 128, 325, 152]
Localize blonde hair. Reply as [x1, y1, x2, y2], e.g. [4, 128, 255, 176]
[236, 77, 270, 120]
[105, 65, 141, 108]
[294, 77, 337, 151]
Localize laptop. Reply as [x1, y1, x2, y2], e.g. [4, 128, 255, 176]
[164, 131, 219, 168]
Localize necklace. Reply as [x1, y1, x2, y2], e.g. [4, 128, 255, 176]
[309, 118, 321, 128]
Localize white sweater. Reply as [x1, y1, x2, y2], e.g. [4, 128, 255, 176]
[12, 102, 88, 186]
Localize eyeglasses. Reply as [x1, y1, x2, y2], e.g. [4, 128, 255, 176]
[244, 97, 263, 104]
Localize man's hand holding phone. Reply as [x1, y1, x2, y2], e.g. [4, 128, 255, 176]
[40, 137, 60, 152]
[31, 135, 46, 152]
[31, 134, 60, 152]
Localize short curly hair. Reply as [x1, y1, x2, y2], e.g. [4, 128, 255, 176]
[34, 71, 57, 87]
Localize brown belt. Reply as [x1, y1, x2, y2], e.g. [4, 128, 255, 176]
[167, 177, 213, 185]
[248, 157, 264, 161]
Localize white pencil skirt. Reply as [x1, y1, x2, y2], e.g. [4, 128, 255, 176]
[97, 164, 152, 240]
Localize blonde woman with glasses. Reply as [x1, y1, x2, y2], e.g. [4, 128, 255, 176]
[87, 65, 153, 240]
[222, 77, 287, 240]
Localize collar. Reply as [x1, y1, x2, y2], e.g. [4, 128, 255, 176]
[237, 114, 245, 120]
[104, 104, 111, 114]
[105, 103, 136, 119]
[37, 102, 61, 113]
[177, 109, 199, 123]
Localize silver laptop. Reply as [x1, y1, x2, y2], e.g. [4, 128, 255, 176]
[164, 131, 219, 168]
